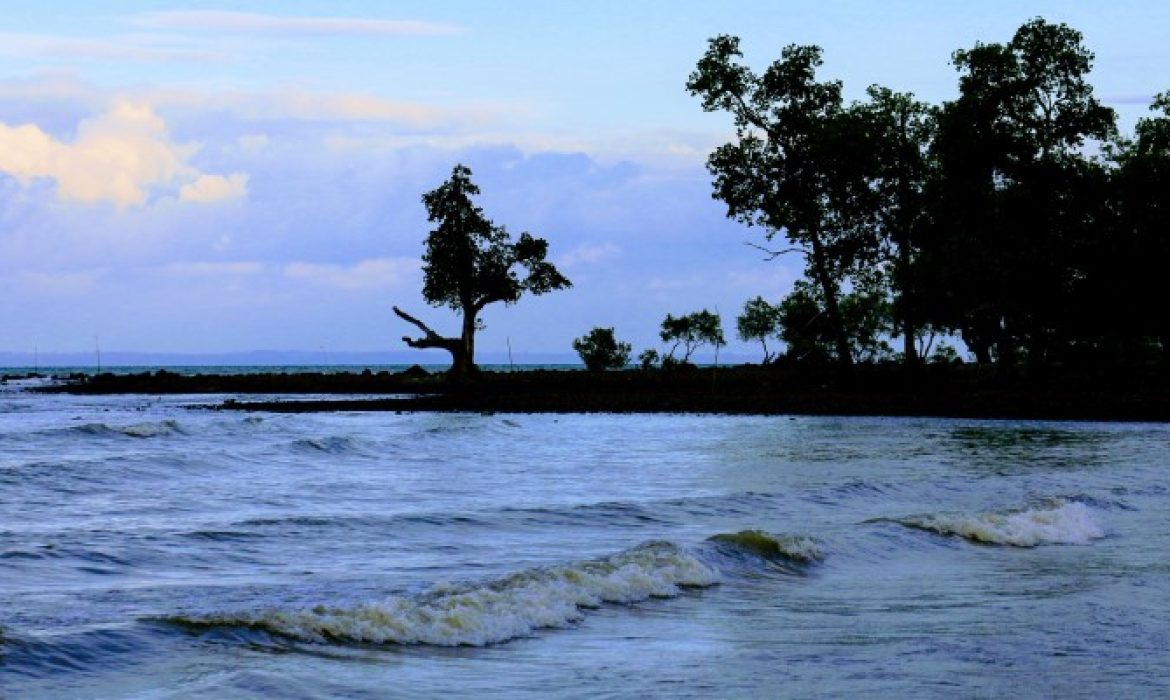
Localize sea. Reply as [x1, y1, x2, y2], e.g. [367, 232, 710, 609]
[2, 371, 1168, 698]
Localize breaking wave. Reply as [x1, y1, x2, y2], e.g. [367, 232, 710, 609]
[66, 420, 187, 439]
[883, 500, 1105, 547]
[707, 530, 824, 564]
[291, 436, 365, 454]
[158, 541, 717, 647]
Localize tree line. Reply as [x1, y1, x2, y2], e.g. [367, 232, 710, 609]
[688, 17, 1170, 375]
[396, 18, 1169, 378]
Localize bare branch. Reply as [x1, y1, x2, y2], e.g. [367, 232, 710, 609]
[744, 241, 807, 261]
[393, 306, 460, 352]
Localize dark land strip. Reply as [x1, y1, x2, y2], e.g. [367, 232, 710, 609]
[23, 365, 1170, 422]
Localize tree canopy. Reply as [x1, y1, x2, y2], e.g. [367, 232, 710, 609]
[573, 327, 633, 371]
[660, 310, 726, 364]
[394, 164, 571, 377]
[690, 19, 1169, 377]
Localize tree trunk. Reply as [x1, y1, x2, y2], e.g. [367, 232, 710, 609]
[456, 308, 480, 377]
[808, 232, 854, 371]
[393, 306, 469, 378]
[1161, 332, 1170, 376]
[898, 245, 920, 366]
[995, 319, 1017, 378]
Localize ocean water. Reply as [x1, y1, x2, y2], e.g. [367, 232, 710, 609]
[2, 379, 1168, 698]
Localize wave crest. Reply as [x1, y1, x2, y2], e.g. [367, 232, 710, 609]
[707, 530, 824, 563]
[160, 541, 717, 647]
[889, 500, 1105, 547]
[69, 420, 185, 439]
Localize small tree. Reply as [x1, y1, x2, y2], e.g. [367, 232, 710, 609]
[736, 296, 782, 363]
[573, 327, 632, 371]
[638, 348, 660, 370]
[393, 164, 571, 377]
[660, 310, 726, 363]
[779, 278, 894, 363]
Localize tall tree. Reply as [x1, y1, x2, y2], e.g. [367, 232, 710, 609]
[1111, 92, 1170, 366]
[857, 86, 937, 365]
[393, 164, 571, 377]
[931, 18, 1116, 371]
[736, 296, 782, 363]
[687, 36, 879, 371]
[660, 310, 726, 364]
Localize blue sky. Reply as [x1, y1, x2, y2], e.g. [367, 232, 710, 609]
[1, 2, 1167, 361]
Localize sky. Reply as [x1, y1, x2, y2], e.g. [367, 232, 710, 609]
[1, 1, 1168, 363]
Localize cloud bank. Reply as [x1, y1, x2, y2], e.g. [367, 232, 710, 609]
[131, 11, 464, 37]
[0, 101, 247, 207]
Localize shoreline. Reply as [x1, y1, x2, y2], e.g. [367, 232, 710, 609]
[26, 365, 1170, 423]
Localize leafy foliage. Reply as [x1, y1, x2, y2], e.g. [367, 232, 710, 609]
[397, 164, 571, 377]
[736, 297, 782, 363]
[778, 279, 894, 364]
[638, 348, 660, 370]
[926, 19, 1117, 370]
[687, 37, 879, 369]
[659, 310, 726, 363]
[572, 327, 633, 371]
[421, 164, 571, 313]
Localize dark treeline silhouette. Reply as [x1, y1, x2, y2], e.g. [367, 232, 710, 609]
[689, 18, 1170, 377]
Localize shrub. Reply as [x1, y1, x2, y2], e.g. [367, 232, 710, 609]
[572, 327, 632, 371]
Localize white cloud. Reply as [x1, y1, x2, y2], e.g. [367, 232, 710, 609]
[255, 90, 446, 126]
[283, 258, 420, 290]
[11, 269, 101, 294]
[179, 173, 249, 203]
[139, 85, 505, 129]
[237, 133, 270, 152]
[557, 242, 621, 268]
[0, 101, 248, 208]
[152, 261, 263, 278]
[131, 11, 465, 37]
[0, 32, 226, 63]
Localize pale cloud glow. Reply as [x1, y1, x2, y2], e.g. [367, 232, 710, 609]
[146, 86, 506, 129]
[0, 101, 248, 208]
[12, 269, 101, 295]
[131, 11, 465, 37]
[0, 32, 227, 63]
[0, 102, 193, 207]
[179, 173, 249, 203]
[284, 258, 420, 291]
[557, 242, 621, 268]
[237, 133, 270, 152]
[152, 261, 264, 277]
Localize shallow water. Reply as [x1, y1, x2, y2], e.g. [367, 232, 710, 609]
[2, 380, 1168, 698]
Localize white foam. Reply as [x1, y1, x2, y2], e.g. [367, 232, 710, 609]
[899, 500, 1105, 547]
[193, 541, 718, 647]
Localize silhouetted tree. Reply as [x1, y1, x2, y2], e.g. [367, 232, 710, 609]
[660, 310, 726, 364]
[736, 296, 782, 363]
[573, 327, 632, 371]
[930, 18, 1116, 372]
[778, 276, 893, 364]
[1111, 91, 1170, 367]
[857, 86, 937, 365]
[394, 164, 571, 377]
[688, 36, 880, 371]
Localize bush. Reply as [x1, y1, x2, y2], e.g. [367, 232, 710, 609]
[573, 327, 632, 371]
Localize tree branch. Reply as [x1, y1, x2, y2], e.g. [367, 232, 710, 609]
[745, 241, 807, 261]
[392, 306, 460, 352]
